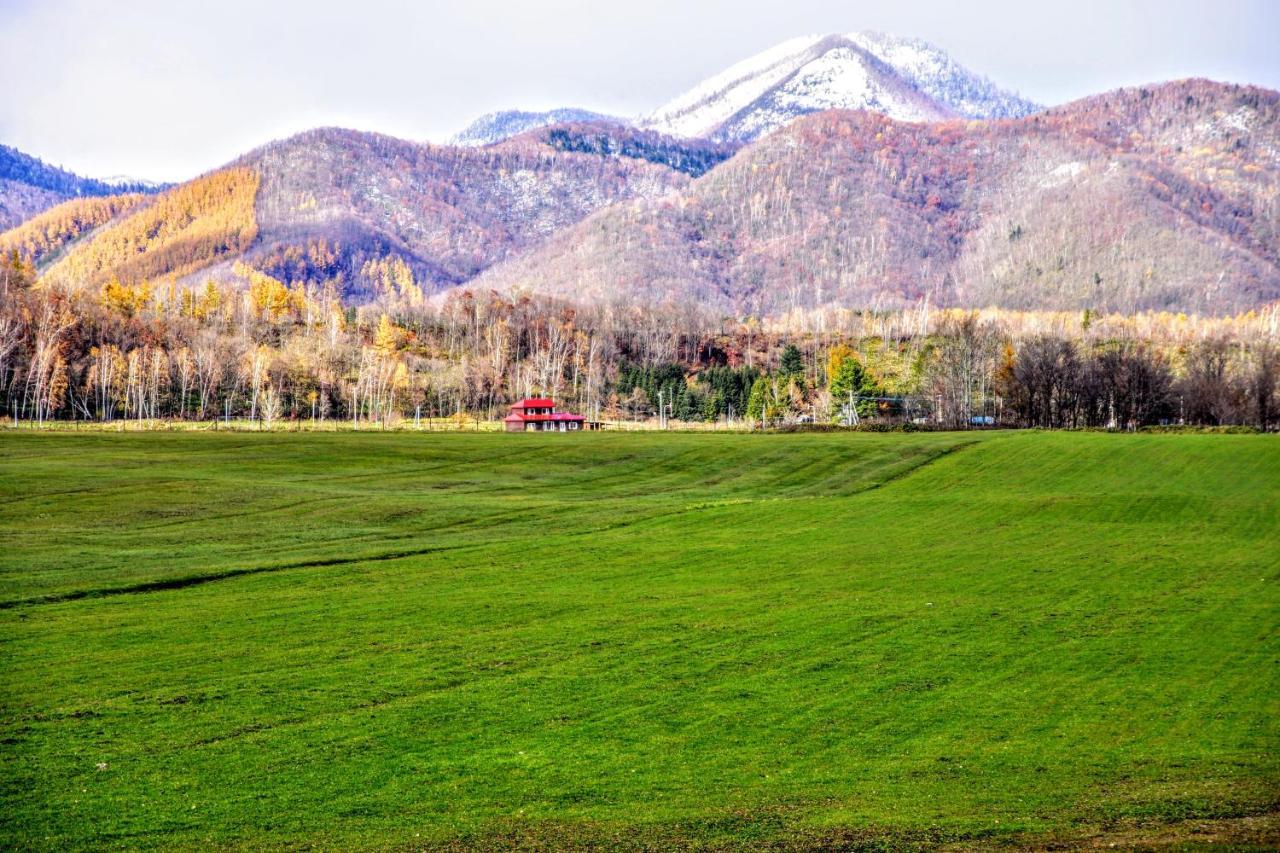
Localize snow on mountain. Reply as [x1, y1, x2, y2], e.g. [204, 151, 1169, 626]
[642, 35, 827, 140]
[450, 108, 630, 146]
[643, 32, 1040, 142]
[846, 31, 1040, 120]
[478, 81, 1280, 316]
[714, 40, 957, 142]
[100, 174, 166, 189]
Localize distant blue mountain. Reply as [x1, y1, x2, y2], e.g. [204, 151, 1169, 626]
[0, 143, 166, 229]
[0, 144, 161, 198]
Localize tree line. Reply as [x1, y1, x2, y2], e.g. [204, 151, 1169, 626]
[2, 251, 1277, 430]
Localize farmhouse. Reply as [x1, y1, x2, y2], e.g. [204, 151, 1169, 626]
[503, 397, 589, 432]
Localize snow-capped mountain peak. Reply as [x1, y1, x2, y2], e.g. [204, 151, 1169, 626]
[643, 35, 831, 139]
[642, 32, 1040, 142]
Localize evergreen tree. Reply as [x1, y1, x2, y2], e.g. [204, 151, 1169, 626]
[779, 344, 803, 378]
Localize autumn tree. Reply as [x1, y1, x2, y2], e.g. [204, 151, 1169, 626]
[827, 344, 880, 419]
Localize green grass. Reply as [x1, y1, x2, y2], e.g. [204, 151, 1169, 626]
[1, 431, 1277, 849]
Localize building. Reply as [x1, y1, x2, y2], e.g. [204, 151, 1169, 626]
[503, 397, 589, 432]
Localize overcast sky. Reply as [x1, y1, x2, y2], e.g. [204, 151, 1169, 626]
[1, 0, 1277, 183]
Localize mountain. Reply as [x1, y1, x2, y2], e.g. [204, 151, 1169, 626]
[9, 63, 1277, 317]
[450, 108, 629, 146]
[472, 80, 1280, 316]
[0, 144, 162, 230]
[642, 32, 1039, 143]
[30, 123, 719, 298]
[450, 32, 1036, 149]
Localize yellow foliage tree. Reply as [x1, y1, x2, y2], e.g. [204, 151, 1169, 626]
[0, 194, 147, 267]
[100, 277, 153, 317]
[374, 314, 401, 357]
[241, 264, 295, 322]
[362, 255, 423, 305]
[825, 343, 858, 385]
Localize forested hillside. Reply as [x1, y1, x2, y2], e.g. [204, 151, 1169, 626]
[41, 169, 260, 290]
[243, 126, 700, 299]
[7, 125, 707, 302]
[0, 194, 148, 268]
[478, 80, 1280, 315]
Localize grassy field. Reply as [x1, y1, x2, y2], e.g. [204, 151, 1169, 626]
[1, 431, 1277, 849]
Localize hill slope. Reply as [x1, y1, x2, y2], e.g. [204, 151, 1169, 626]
[0, 193, 148, 268]
[16, 81, 1278, 315]
[40, 169, 259, 290]
[476, 80, 1280, 315]
[643, 32, 1039, 142]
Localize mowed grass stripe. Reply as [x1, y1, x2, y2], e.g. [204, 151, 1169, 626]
[0, 432, 969, 603]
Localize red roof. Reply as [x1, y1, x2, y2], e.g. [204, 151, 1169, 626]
[506, 396, 586, 423]
[505, 411, 584, 422]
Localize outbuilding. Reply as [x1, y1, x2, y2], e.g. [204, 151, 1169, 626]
[503, 397, 589, 432]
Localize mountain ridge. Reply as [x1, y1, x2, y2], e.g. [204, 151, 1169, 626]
[27, 123, 712, 299]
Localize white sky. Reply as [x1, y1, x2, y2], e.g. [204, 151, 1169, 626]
[1, 0, 1277, 182]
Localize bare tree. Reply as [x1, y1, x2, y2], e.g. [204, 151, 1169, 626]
[1244, 340, 1279, 430]
[1179, 339, 1241, 425]
[927, 314, 1000, 428]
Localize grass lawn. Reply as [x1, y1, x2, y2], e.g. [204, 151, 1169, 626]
[1, 431, 1277, 849]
